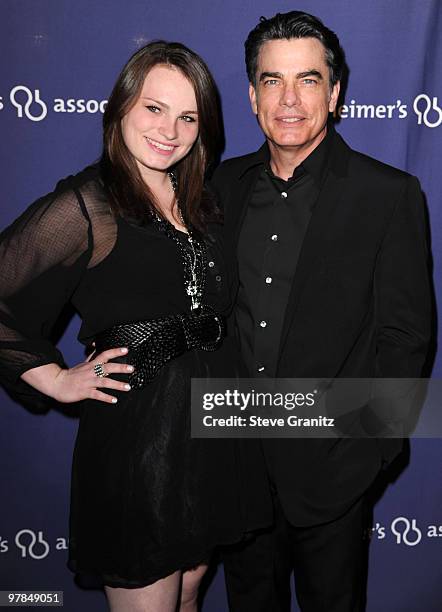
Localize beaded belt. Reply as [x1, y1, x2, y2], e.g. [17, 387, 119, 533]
[94, 306, 225, 389]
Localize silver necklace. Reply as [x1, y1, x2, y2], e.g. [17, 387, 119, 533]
[166, 171, 203, 310]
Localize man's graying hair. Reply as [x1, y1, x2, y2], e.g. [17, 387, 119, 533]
[245, 11, 345, 89]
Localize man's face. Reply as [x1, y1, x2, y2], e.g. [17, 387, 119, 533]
[249, 38, 340, 157]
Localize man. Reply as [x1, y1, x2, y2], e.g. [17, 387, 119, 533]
[211, 11, 431, 612]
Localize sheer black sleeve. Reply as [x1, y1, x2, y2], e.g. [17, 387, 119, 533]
[0, 179, 93, 403]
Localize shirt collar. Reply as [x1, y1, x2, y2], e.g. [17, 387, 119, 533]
[240, 121, 336, 186]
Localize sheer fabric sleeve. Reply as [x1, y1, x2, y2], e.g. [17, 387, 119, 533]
[0, 180, 93, 404]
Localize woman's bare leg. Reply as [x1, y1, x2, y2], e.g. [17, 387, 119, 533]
[105, 570, 181, 612]
[179, 564, 209, 612]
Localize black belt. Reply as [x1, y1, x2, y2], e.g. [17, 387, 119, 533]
[94, 306, 225, 389]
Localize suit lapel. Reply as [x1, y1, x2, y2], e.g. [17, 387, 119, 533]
[226, 164, 262, 251]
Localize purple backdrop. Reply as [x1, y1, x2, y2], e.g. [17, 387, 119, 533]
[1, 1, 441, 610]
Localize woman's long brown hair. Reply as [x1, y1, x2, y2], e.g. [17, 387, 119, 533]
[100, 41, 223, 230]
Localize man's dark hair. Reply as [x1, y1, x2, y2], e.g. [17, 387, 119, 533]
[245, 11, 345, 89]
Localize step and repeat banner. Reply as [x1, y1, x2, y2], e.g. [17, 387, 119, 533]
[1, 1, 441, 611]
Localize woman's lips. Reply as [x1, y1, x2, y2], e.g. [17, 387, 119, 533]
[145, 136, 178, 156]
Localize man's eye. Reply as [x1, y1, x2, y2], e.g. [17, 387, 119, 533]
[146, 105, 160, 113]
[302, 79, 317, 85]
[180, 115, 196, 123]
[264, 79, 279, 86]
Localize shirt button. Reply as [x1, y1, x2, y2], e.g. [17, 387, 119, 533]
[265, 277, 272, 284]
[271, 234, 278, 241]
[281, 191, 288, 198]
[257, 366, 265, 373]
[215, 275, 221, 282]
[259, 320, 267, 328]
[208, 261, 215, 268]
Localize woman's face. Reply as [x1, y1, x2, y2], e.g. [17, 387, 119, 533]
[121, 64, 199, 182]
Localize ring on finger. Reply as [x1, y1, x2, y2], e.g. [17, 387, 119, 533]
[93, 362, 108, 378]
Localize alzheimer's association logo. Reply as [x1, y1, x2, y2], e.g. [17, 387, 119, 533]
[10, 85, 47, 122]
[413, 95, 442, 128]
[15, 529, 50, 559]
[7, 84, 108, 120]
[391, 517, 422, 546]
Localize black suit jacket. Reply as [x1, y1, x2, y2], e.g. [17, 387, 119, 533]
[211, 129, 432, 526]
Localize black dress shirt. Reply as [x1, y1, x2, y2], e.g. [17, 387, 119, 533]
[235, 127, 334, 377]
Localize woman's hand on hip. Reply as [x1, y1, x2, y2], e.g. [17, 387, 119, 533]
[21, 348, 134, 404]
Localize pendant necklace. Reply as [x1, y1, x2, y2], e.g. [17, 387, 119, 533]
[151, 171, 205, 311]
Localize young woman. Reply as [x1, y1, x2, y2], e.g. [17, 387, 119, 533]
[0, 42, 271, 611]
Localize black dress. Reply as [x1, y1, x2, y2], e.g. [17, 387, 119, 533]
[0, 166, 272, 588]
